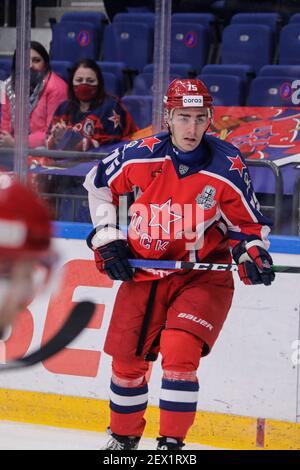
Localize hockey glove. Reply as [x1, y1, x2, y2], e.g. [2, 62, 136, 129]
[232, 239, 275, 286]
[95, 240, 134, 281]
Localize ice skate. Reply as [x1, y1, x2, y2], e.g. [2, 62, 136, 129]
[156, 436, 185, 450]
[102, 428, 140, 450]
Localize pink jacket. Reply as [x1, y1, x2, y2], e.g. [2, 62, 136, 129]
[0, 71, 67, 148]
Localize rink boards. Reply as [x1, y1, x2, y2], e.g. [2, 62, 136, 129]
[0, 225, 299, 450]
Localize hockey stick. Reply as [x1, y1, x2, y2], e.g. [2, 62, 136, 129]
[0, 301, 96, 372]
[129, 259, 300, 274]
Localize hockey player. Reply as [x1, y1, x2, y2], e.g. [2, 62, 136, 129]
[84, 79, 275, 450]
[0, 173, 52, 337]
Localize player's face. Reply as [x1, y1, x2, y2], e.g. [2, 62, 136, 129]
[73, 67, 98, 86]
[168, 107, 210, 152]
[30, 49, 46, 72]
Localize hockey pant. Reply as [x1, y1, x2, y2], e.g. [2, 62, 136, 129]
[109, 328, 204, 440]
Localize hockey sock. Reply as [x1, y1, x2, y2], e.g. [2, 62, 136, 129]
[109, 379, 148, 437]
[159, 377, 199, 439]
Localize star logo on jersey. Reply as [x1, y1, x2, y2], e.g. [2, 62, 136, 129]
[149, 198, 182, 235]
[108, 110, 121, 129]
[138, 136, 161, 152]
[227, 154, 247, 177]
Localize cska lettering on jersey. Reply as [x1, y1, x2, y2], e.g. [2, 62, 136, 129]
[84, 132, 271, 281]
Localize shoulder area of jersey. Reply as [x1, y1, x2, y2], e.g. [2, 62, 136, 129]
[204, 134, 248, 180]
[119, 132, 169, 160]
[205, 133, 240, 157]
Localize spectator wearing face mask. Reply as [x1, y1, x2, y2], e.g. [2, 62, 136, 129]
[46, 59, 138, 152]
[0, 41, 67, 149]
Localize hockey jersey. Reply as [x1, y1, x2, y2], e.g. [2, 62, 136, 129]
[84, 132, 272, 281]
[46, 94, 138, 151]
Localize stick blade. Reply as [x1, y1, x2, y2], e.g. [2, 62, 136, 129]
[0, 301, 96, 372]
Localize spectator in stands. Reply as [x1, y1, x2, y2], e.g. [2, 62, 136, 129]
[0, 41, 67, 149]
[46, 59, 138, 152]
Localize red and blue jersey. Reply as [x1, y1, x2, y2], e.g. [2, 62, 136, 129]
[84, 132, 272, 281]
[46, 94, 138, 151]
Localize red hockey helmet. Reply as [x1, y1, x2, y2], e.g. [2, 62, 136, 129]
[164, 79, 213, 121]
[0, 173, 51, 259]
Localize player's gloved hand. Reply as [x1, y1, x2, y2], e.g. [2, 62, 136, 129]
[95, 240, 134, 281]
[232, 239, 275, 286]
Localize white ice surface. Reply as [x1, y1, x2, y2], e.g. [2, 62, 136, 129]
[0, 421, 224, 450]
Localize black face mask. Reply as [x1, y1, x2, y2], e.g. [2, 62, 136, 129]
[30, 69, 44, 89]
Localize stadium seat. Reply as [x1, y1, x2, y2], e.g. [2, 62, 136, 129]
[259, 65, 300, 78]
[0, 58, 12, 79]
[171, 23, 209, 74]
[221, 24, 273, 74]
[132, 72, 154, 95]
[201, 64, 253, 82]
[199, 74, 246, 105]
[61, 11, 107, 29]
[122, 95, 152, 128]
[50, 60, 73, 82]
[60, 12, 107, 50]
[248, 76, 298, 106]
[132, 73, 179, 95]
[103, 23, 154, 72]
[113, 12, 155, 30]
[230, 13, 281, 35]
[102, 71, 122, 97]
[143, 63, 195, 78]
[97, 61, 126, 95]
[51, 21, 100, 62]
[289, 13, 300, 24]
[279, 24, 300, 65]
[172, 13, 217, 43]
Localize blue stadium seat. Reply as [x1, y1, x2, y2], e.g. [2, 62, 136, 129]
[259, 65, 300, 78]
[289, 13, 300, 24]
[60, 12, 106, 55]
[279, 24, 300, 65]
[103, 23, 154, 72]
[122, 95, 152, 128]
[0, 58, 12, 79]
[132, 72, 154, 95]
[113, 12, 155, 30]
[132, 73, 179, 95]
[61, 11, 107, 29]
[97, 61, 126, 94]
[221, 24, 273, 74]
[248, 76, 297, 106]
[102, 71, 122, 97]
[51, 21, 100, 62]
[201, 64, 253, 82]
[143, 63, 194, 77]
[199, 74, 246, 106]
[171, 23, 209, 74]
[230, 13, 281, 35]
[50, 60, 73, 82]
[172, 13, 217, 43]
